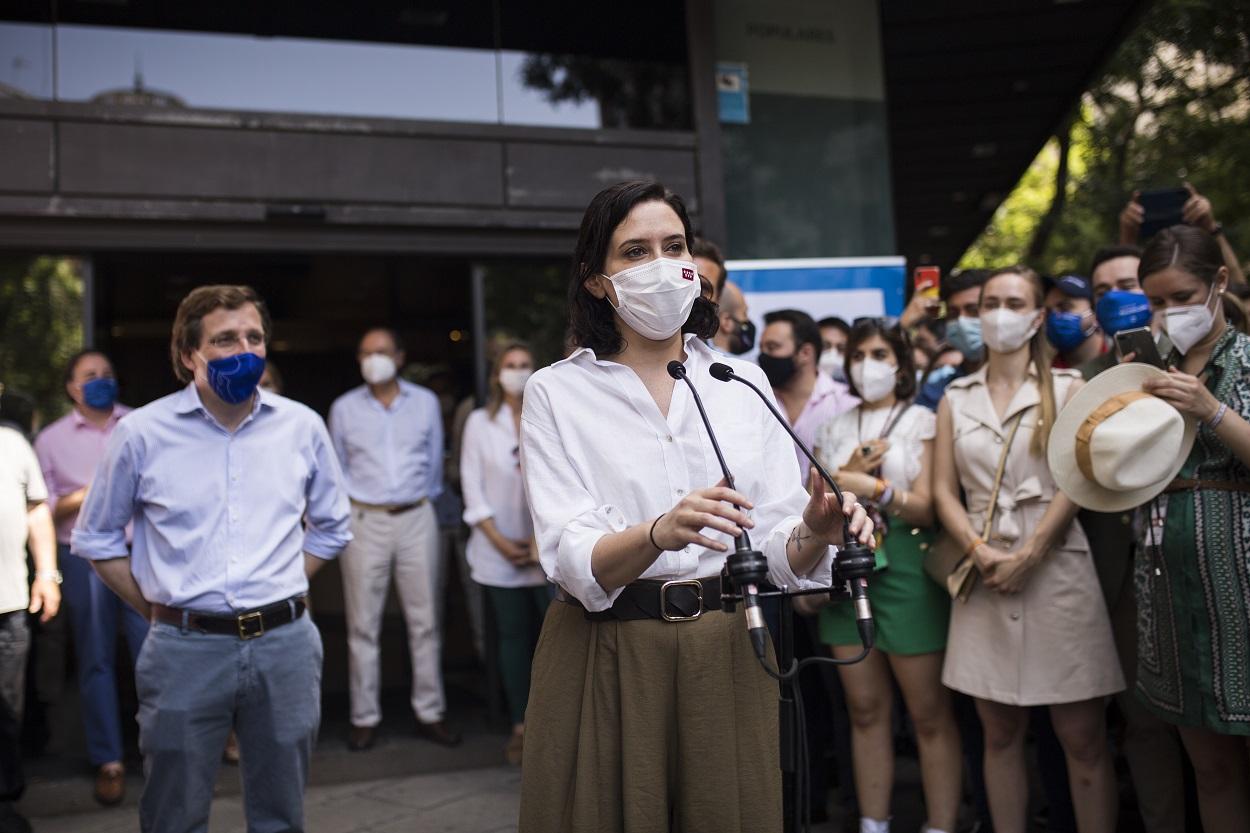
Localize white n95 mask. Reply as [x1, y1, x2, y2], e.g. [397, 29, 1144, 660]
[851, 358, 897, 403]
[604, 258, 700, 341]
[981, 308, 1040, 354]
[1163, 283, 1218, 355]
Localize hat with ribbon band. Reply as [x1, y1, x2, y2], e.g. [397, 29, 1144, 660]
[1048, 362, 1196, 512]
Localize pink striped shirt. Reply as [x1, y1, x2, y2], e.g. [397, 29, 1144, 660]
[34, 405, 131, 543]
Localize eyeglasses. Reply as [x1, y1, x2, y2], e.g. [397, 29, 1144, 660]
[207, 332, 265, 351]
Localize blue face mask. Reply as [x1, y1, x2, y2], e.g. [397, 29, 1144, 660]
[81, 377, 118, 410]
[201, 352, 266, 404]
[945, 317, 983, 360]
[1045, 311, 1097, 352]
[1095, 290, 1152, 336]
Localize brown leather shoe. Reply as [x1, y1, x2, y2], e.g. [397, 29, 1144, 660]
[415, 720, 462, 747]
[94, 763, 125, 806]
[222, 729, 240, 765]
[504, 729, 524, 766]
[347, 724, 376, 752]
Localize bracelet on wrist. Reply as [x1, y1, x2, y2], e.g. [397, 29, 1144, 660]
[879, 483, 895, 508]
[35, 569, 63, 585]
[1207, 402, 1229, 430]
[964, 537, 985, 558]
[871, 478, 886, 501]
[648, 514, 666, 552]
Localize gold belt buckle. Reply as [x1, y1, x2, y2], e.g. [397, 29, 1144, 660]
[237, 610, 265, 640]
[660, 579, 704, 622]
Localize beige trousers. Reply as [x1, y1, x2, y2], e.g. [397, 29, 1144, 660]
[340, 502, 444, 725]
[519, 599, 782, 833]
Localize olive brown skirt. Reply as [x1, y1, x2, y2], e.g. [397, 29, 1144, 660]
[518, 597, 782, 833]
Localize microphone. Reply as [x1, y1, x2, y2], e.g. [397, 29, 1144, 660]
[667, 360, 770, 660]
[708, 361, 876, 649]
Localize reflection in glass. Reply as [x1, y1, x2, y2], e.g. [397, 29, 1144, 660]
[513, 53, 691, 130]
[55, 24, 499, 122]
[0, 23, 54, 100]
[499, 51, 599, 129]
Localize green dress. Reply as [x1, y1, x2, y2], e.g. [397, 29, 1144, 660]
[820, 516, 950, 654]
[1136, 326, 1250, 735]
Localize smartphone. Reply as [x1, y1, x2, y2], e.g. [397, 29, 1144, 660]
[1115, 327, 1165, 369]
[913, 266, 944, 317]
[1138, 187, 1189, 239]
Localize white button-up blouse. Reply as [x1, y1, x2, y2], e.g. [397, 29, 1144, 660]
[460, 403, 545, 589]
[520, 335, 835, 612]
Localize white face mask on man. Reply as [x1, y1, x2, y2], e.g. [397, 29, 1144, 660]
[361, 353, 397, 385]
[981, 308, 1041, 354]
[1163, 282, 1219, 355]
[819, 349, 847, 382]
[603, 257, 700, 341]
[850, 358, 897, 403]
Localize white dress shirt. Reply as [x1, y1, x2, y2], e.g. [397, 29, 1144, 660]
[520, 335, 835, 612]
[814, 403, 936, 493]
[72, 385, 352, 614]
[328, 379, 444, 505]
[460, 403, 544, 588]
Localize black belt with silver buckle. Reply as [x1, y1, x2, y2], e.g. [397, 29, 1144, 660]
[558, 577, 722, 622]
[151, 596, 307, 640]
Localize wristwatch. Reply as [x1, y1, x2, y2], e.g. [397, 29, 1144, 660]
[35, 570, 63, 584]
[1210, 222, 1224, 237]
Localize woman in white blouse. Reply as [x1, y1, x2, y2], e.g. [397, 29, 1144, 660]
[813, 320, 960, 833]
[460, 341, 548, 765]
[516, 180, 873, 833]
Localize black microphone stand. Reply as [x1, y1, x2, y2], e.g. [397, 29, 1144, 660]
[669, 360, 875, 833]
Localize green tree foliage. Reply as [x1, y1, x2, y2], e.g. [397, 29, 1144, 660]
[962, 0, 1250, 273]
[0, 257, 84, 432]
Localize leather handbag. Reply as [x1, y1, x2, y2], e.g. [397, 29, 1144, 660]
[924, 408, 1027, 602]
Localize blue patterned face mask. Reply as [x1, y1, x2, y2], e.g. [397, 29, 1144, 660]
[945, 317, 983, 360]
[1095, 290, 1152, 336]
[199, 352, 266, 404]
[81, 377, 119, 409]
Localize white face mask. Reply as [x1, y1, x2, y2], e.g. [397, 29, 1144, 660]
[981, 308, 1040, 354]
[818, 348, 846, 382]
[499, 368, 532, 396]
[1163, 283, 1218, 355]
[361, 353, 397, 385]
[850, 358, 897, 403]
[604, 257, 700, 341]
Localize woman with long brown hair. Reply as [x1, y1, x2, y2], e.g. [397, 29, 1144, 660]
[932, 266, 1122, 833]
[459, 341, 548, 765]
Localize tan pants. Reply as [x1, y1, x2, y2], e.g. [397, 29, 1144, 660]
[519, 599, 782, 833]
[340, 502, 444, 725]
[1113, 577, 1186, 833]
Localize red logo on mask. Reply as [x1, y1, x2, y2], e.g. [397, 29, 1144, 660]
[681, 267, 695, 281]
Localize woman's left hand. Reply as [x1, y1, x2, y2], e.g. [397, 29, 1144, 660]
[832, 470, 879, 499]
[1143, 368, 1221, 422]
[983, 547, 1038, 595]
[803, 469, 874, 549]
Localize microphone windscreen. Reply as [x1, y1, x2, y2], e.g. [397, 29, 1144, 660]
[666, 360, 686, 380]
[709, 362, 735, 382]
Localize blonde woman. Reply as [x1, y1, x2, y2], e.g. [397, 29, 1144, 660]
[932, 266, 1123, 833]
[460, 342, 548, 764]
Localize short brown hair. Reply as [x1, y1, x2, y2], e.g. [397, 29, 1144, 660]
[170, 285, 271, 383]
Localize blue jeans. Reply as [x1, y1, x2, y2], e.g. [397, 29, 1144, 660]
[135, 612, 323, 833]
[60, 544, 148, 766]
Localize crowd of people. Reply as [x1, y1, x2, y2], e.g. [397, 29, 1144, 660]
[0, 179, 1247, 833]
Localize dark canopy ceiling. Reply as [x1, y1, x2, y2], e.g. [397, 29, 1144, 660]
[881, 0, 1148, 273]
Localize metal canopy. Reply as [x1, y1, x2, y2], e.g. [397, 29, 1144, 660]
[881, 0, 1147, 272]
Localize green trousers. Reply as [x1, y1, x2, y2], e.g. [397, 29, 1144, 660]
[484, 584, 551, 725]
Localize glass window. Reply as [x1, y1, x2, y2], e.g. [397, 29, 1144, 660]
[55, 24, 499, 122]
[0, 22, 54, 100]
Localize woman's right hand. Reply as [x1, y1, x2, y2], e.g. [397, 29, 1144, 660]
[651, 480, 756, 553]
[970, 541, 1013, 579]
[841, 439, 889, 474]
[492, 536, 533, 565]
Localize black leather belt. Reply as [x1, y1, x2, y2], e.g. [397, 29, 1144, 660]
[152, 596, 307, 640]
[558, 576, 723, 622]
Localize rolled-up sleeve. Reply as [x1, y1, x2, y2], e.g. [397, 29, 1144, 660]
[459, 412, 494, 527]
[71, 423, 137, 560]
[520, 388, 625, 612]
[425, 392, 445, 501]
[302, 417, 352, 559]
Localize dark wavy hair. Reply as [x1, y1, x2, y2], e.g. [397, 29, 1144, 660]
[1139, 224, 1225, 287]
[843, 319, 917, 402]
[567, 181, 718, 356]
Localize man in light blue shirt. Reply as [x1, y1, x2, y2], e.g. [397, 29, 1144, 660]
[328, 327, 456, 751]
[73, 285, 351, 833]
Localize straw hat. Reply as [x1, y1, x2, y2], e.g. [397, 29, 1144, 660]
[1048, 362, 1196, 512]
